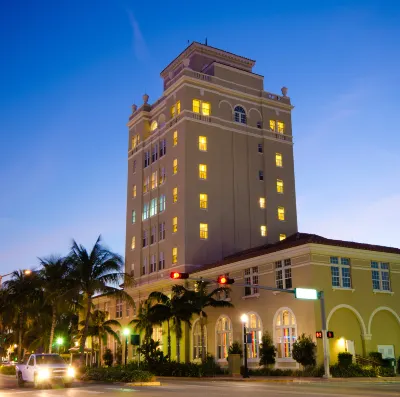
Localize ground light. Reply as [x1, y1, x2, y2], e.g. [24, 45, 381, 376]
[123, 328, 130, 366]
[56, 337, 63, 354]
[241, 314, 249, 379]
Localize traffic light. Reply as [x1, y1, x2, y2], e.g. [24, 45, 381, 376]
[170, 272, 189, 280]
[217, 275, 235, 285]
[316, 331, 323, 339]
[327, 331, 334, 339]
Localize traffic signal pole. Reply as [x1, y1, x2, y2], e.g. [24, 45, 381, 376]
[319, 291, 331, 378]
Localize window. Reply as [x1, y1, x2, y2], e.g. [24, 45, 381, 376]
[150, 254, 156, 273]
[126, 302, 130, 317]
[172, 247, 177, 264]
[150, 121, 158, 131]
[150, 198, 158, 217]
[276, 153, 283, 167]
[200, 223, 208, 239]
[257, 121, 262, 129]
[159, 139, 166, 157]
[143, 176, 149, 194]
[277, 179, 284, 193]
[259, 197, 266, 209]
[258, 143, 263, 153]
[259, 170, 264, 181]
[275, 259, 292, 289]
[275, 309, 297, 359]
[144, 151, 150, 168]
[131, 236, 136, 250]
[199, 164, 207, 179]
[278, 207, 285, 221]
[142, 257, 147, 275]
[330, 257, 351, 288]
[193, 99, 211, 115]
[260, 225, 267, 237]
[269, 120, 276, 131]
[115, 298, 123, 319]
[151, 171, 158, 190]
[234, 106, 247, 123]
[193, 99, 200, 113]
[132, 210, 136, 224]
[159, 195, 166, 212]
[216, 316, 232, 360]
[132, 185, 137, 198]
[142, 203, 149, 220]
[244, 266, 259, 296]
[152, 326, 163, 350]
[171, 101, 180, 118]
[133, 159, 137, 173]
[200, 193, 208, 209]
[152, 144, 158, 163]
[173, 158, 178, 174]
[199, 136, 207, 151]
[172, 217, 178, 233]
[277, 121, 285, 134]
[173, 130, 178, 146]
[151, 226, 157, 245]
[193, 320, 207, 360]
[173, 187, 178, 203]
[371, 261, 391, 291]
[131, 134, 139, 150]
[159, 222, 166, 241]
[159, 252, 165, 270]
[159, 167, 166, 185]
[243, 313, 262, 359]
[142, 230, 149, 247]
[280, 234, 286, 241]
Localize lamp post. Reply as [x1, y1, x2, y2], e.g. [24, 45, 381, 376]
[241, 314, 250, 378]
[56, 337, 63, 354]
[123, 328, 130, 366]
[0, 269, 32, 288]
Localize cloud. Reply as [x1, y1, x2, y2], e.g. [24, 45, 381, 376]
[127, 10, 149, 62]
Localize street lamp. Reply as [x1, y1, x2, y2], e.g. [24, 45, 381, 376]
[123, 328, 130, 366]
[0, 269, 32, 288]
[56, 337, 63, 354]
[241, 314, 250, 379]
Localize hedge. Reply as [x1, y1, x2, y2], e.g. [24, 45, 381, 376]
[0, 366, 16, 375]
[82, 367, 155, 383]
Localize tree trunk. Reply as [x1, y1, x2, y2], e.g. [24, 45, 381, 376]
[18, 312, 23, 361]
[200, 312, 206, 363]
[167, 320, 171, 362]
[99, 333, 102, 367]
[79, 295, 92, 367]
[48, 304, 57, 353]
[176, 335, 180, 363]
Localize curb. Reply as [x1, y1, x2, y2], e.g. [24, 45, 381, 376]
[126, 381, 161, 386]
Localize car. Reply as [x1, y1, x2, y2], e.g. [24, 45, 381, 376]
[15, 353, 75, 388]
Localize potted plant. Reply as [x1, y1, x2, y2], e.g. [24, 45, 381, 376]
[228, 341, 243, 377]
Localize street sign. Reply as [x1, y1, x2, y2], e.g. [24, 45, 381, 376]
[294, 288, 318, 300]
[131, 334, 140, 345]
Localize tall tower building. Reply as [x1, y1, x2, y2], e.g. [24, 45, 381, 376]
[126, 42, 298, 282]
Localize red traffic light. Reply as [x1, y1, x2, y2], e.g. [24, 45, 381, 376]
[217, 275, 235, 285]
[316, 331, 323, 339]
[170, 272, 189, 280]
[327, 331, 334, 339]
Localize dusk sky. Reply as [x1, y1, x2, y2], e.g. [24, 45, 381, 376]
[1, 0, 399, 275]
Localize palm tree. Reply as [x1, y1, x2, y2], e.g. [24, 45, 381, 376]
[175, 281, 233, 363]
[129, 300, 154, 344]
[65, 235, 133, 366]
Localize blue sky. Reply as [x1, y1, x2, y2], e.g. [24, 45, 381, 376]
[1, 0, 399, 275]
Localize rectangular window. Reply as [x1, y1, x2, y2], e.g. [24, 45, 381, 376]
[143, 176, 149, 194]
[131, 236, 136, 250]
[279, 234, 286, 241]
[330, 257, 352, 288]
[159, 195, 166, 212]
[159, 222, 166, 241]
[244, 266, 259, 296]
[275, 259, 292, 289]
[173, 130, 178, 146]
[270, 120, 276, 131]
[259, 170, 264, 181]
[171, 104, 175, 118]
[142, 257, 147, 275]
[173, 158, 178, 174]
[150, 198, 158, 217]
[142, 203, 149, 220]
[132, 210, 136, 224]
[260, 225, 267, 236]
[126, 302, 130, 317]
[150, 254, 156, 273]
[200, 193, 208, 209]
[200, 223, 208, 239]
[152, 145, 158, 163]
[277, 179, 284, 193]
[258, 143, 263, 153]
[159, 252, 165, 270]
[131, 135, 138, 150]
[276, 153, 283, 167]
[172, 217, 178, 233]
[277, 121, 285, 134]
[202, 102, 211, 115]
[371, 261, 391, 291]
[116, 298, 123, 319]
[278, 207, 285, 221]
[151, 226, 157, 245]
[151, 171, 158, 190]
[199, 136, 207, 151]
[159, 139, 166, 157]
[170, 101, 181, 118]
[142, 230, 149, 247]
[176, 101, 180, 114]
[173, 187, 178, 203]
[192, 99, 200, 113]
[132, 185, 137, 198]
[133, 159, 137, 173]
[172, 247, 177, 264]
[259, 197, 266, 209]
[144, 151, 150, 168]
[159, 167, 166, 185]
[199, 164, 207, 179]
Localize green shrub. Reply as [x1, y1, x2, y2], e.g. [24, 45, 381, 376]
[259, 331, 277, 366]
[103, 349, 113, 367]
[246, 365, 324, 377]
[378, 366, 396, 377]
[368, 352, 383, 365]
[0, 366, 16, 375]
[228, 341, 243, 357]
[82, 367, 155, 382]
[330, 363, 377, 377]
[338, 352, 353, 368]
[292, 334, 316, 368]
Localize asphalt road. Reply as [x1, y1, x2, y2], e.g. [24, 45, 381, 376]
[1, 375, 400, 397]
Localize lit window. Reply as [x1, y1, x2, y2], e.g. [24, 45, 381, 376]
[371, 261, 390, 291]
[243, 313, 262, 359]
[159, 195, 166, 212]
[172, 247, 178, 264]
[279, 234, 286, 241]
[131, 135, 137, 150]
[151, 171, 158, 190]
[202, 102, 211, 115]
[171, 101, 181, 118]
[193, 99, 200, 113]
[159, 167, 166, 185]
[260, 225, 267, 237]
[276, 153, 283, 167]
[132, 210, 136, 224]
[330, 257, 351, 288]
[259, 198, 266, 208]
[200, 193, 208, 209]
[171, 104, 175, 117]
[277, 179, 284, 193]
[216, 316, 232, 360]
[199, 136, 207, 151]
[173, 158, 178, 174]
[258, 143, 263, 153]
[150, 121, 158, 131]
[132, 185, 137, 198]
[200, 223, 208, 239]
[244, 266, 259, 296]
[150, 198, 158, 217]
[278, 207, 285, 221]
[275, 259, 292, 289]
[193, 320, 207, 360]
[277, 121, 285, 134]
[143, 176, 149, 193]
[173, 130, 178, 146]
[259, 171, 264, 181]
[199, 164, 207, 179]
[173, 187, 178, 203]
[234, 106, 247, 124]
[131, 236, 136, 250]
[142, 203, 149, 220]
[275, 309, 297, 358]
[172, 217, 178, 233]
[270, 120, 276, 131]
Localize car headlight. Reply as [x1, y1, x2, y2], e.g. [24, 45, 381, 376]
[67, 367, 75, 378]
[38, 369, 50, 379]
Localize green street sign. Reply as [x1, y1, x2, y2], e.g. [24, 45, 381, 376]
[295, 288, 318, 300]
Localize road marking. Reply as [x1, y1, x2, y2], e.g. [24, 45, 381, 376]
[105, 387, 138, 392]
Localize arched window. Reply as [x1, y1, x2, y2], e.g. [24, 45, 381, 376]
[274, 308, 297, 359]
[215, 316, 232, 360]
[244, 312, 262, 359]
[234, 106, 247, 124]
[193, 319, 207, 360]
[150, 121, 158, 131]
